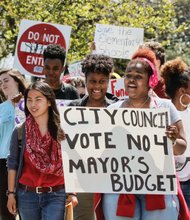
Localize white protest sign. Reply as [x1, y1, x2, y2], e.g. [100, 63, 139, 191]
[68, 62, 84, 77]
[108, 78, 127, 99]
[94, 24, 144, 59]
[14, 20, 71, 77]
[60, 107, 177, 194]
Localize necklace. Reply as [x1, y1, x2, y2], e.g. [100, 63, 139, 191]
[128, 96, 150, 108]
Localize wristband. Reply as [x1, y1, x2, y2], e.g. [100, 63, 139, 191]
[6, 190, 16, 196]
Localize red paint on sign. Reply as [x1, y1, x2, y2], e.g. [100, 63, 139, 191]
[17, 23, 66, 76]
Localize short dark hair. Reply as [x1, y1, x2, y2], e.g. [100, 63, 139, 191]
[81, 54, 114, 78]
[43, 44, 66, 65]
[139, 41, 165, 66]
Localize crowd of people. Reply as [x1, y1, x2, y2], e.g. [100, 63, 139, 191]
[0, 41, 190, 220]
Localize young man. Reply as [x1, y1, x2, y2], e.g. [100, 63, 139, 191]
[43, 44, 79, 100]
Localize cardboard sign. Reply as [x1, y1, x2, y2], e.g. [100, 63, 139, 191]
[68, 61, 84, 77]
[94, 24, 144, 59]
[14, 20, 71, 77]
[108, 78, 127, 99]
[60, 107, 177, 194]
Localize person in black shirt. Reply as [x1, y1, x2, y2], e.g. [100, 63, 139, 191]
[43, 44, 79, 100]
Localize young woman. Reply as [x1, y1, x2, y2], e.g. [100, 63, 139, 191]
[0, 69, 26, 220]
[69, 54, 118, 220]
[161, 57, 190, 209]
[95, 48, 188, 220]
[7, 81, 78, 220]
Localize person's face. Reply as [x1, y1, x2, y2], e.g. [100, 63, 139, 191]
[86, 72, 109, 102]
[43, 58, 64, 89]
[26, 89, 50, 120]
[124, 62, 149, 99]
[0, 73, 19, 97]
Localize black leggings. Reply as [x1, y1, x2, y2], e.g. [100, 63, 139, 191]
[0, 159, 15, 220]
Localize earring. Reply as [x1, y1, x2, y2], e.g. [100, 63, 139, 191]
[179, 93, 190, 108]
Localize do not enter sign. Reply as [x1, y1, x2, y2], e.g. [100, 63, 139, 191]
[14, 20, 71, 77]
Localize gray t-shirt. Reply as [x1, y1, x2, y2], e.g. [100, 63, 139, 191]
[108, 97, 180, 125]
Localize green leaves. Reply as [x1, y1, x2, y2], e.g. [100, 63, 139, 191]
[0, 0, 189, 65]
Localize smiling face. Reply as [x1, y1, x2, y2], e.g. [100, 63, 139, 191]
[125, 62, 150, 99]
[26, 89, 50, 121]
[0, 73, 19, 98]
[85, 72, 109, 104]
[43, 58, 64, 89]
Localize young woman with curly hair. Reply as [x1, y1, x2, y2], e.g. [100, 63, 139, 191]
[161, 57, 190, 209]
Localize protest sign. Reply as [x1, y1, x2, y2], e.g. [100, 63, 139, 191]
[14, 20, 71, 77]
[94, 24, 144, 59]
[60, 107, 177, 194]
[68, 61, 84, 77]
[107, 78, 127, 99]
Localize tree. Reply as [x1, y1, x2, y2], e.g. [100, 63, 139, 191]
[166, 0, 190, 65]
[0, 0, 185, 68]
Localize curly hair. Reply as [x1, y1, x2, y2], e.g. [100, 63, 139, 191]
[24, 81, 65, 141]
[126, 48, 157, 78]
[43, 44, 66, 65]
[81, 54, 114, 78]
[161, 57, 190, 99]
[139, 41, 165, 66]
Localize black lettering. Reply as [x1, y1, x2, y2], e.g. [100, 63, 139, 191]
[166, 175, 176, 191]
[142, 135, 150, 151]
[134, 175, 143, 190]
[89, 133, 101, 149]
[110, 158, 119, 172]
[104, 109, 117, 125]
[87, 157, 98, 173]
[154, 135, 168, 155]
[157, 175, 165, 191]
[138, 157, 149, 174]
[157, 112, 167, 128]
[97, 157, 109, 172]
[123, 174, 133, 192]
[145, 174, 156, 191]
[105, 132, 116, 149]
[65, 133, 79, 149]
[80, 133, 90, 148]
[127, 134, 141, 150]
[122, 110, 130, 125]
[121, 157, 132, 172]
[110, 174, 123, 191]
[76, 108, 88, 124]
[69, 159, 85, 173]
[64, 108, 76, 125]
[89, 108, 101, 124]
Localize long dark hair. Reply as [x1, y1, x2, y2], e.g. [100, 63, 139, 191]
[24, 81, 65, 141]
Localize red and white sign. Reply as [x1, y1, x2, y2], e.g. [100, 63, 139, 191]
[108, 78, 128, 99]
[14, 20, 71, 77]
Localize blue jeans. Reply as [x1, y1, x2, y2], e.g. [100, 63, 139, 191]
[17, 188, 66, 220]
[180, 180, 190, 210]
[102, 194, 179, 220]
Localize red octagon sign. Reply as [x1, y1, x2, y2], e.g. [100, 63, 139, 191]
[17, 23, 66, 76]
